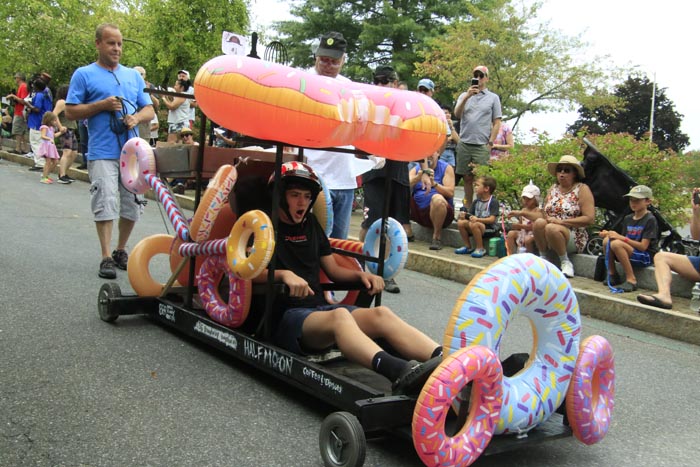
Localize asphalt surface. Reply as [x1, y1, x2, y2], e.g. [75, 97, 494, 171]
[1, 157, 700, 466]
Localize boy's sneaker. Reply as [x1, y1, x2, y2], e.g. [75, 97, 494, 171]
[57, 175, 72, 184]
[98, 257, 117, 279]
[111, 249, 129, 270]
[392, 357, 442, 395]
[561, 259, 575, 278]
[471, 248, 487, 258]
[40, 177, 53, 184]
[454, 246, 474, 255]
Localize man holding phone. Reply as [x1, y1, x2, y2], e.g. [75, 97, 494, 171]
[637, 189, 700, 310]
[454, 65, 502, 210]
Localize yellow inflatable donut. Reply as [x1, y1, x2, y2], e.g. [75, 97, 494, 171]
[226, 210, 275, 280]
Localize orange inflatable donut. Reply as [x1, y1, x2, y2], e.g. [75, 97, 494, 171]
[190, 165, 237, 243]
[128, 234, 176, 297]
[194, 55, 446, 161]
[170, 205, 237, 287]
[226, 210, 275, 280]
[320, 253, 363, 306]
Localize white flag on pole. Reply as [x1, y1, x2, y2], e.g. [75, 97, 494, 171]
[222, 31, 248, 56]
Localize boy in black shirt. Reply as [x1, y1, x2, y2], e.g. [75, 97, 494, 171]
[257, 162, 441, 393]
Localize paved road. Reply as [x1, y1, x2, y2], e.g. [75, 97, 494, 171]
[1, 158, 699, 466]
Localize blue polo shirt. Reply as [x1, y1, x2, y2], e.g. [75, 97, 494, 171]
[66, 63, 150, 160]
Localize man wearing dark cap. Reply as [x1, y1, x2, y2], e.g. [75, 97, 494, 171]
[454, 65, 502, 210]
[305, 32, 358, 239]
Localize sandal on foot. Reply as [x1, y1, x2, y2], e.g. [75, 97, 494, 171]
[637, 294, 672, 309]
[618, 281, 637, 292]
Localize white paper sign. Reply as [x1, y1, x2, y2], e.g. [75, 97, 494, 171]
[222, 31, 248, 56]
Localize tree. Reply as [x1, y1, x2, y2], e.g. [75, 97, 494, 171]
[273, 0, 481, 85]
[567, 75, 690, 153]
[416, 0, 619, 129]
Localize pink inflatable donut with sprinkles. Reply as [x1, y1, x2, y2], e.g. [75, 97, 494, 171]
[566, 335, 615, 445]
[412, 345, 503, 467]
[197, 255, 252, 328]
[120, 137, 156, 194]
[226, 210, 275, 280]
[443, 253, 582, 435]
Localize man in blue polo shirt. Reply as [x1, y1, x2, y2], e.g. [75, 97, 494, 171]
[26, 77, 53, 170]
[66, 23, 154, 279]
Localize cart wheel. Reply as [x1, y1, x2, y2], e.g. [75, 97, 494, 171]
[98, 282, 121, 322]
[319, 411, 366, 467]
[585, 236, 603, 256]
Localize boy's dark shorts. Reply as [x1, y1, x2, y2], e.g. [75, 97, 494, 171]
[273, 304, 358, 355]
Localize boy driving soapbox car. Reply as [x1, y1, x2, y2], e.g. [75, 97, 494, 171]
[98, 139, 615, 467]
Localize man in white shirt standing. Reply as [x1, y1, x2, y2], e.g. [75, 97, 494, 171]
[304, 32, 357, 239]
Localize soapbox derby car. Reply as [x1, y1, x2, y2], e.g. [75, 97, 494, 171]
[98, 127, 615, 466]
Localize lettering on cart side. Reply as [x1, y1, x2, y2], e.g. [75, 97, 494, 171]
[243, 339, 293, 375]
[302, 366, 343, 395]
[158, 303, 176, 323]
[193, 321, 237, 350]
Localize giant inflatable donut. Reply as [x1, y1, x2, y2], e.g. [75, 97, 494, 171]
[190, 165, 238, 243]
[120, 137, 156, 194]
[566, 335, 615, 445]
[128, 234, 176, 296]
[169, 206, 236, 287]
[226, 210, 275, 280]
[313, 174, 333, 237]
[145, 174, 189, 241]
[444, 253, 582, 434]
[363, 217, 408, 280]
[194, 55, 446, 160]
[320, 253, 363, 306]
[412, 345, 503, 467]
[197, 255, 252, 328]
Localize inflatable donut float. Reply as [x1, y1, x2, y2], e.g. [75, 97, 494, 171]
[190, 164, 238, 243]
[363, 217, 408, 280]
[128, 234, 177, 296]
[197, 255, 252, 328]
[145, 174, 189, 241]
[169, 206, 236, 287]
[412, 345, 503, 467]
[329, 238, 365, 255]
[120, 137, 156, 194]
[194, 55, 446, 160]
[313, 174, 333, 237]
[320, 253, 363, 306]
[566, 335, 615, 445]
[226, 210, 275, 280]
[444, 253, 582, 434]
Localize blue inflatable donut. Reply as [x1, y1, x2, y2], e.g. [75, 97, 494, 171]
[363, 217, 408, 280]
[443, 253, 581, 434]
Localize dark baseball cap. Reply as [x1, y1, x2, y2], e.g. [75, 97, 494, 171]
[317, 32, 347, 59]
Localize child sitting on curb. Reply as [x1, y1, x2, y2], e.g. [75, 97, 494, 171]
[454, 175, 499, 258]
[506, 181, 543, 254]
[599, 185, 658, 292]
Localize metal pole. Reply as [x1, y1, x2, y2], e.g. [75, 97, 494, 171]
[649, 72, 656, 145]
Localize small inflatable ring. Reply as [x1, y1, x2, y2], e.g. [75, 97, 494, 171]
[329, 238, 364, 255]
[120, 137, 156, 194]
[320, 253, 363, 306]
[190, 164, 238, 243]
[127, 234, 175, 296]
[444, 253, 582, 434]
[362, 217, 408, 280]
[197, 255, 252, 328]
[226, 210, 275, 280]
[313, 174, 334, 237]
[566, 335, 615, 445]
[412, 345, 503, 467]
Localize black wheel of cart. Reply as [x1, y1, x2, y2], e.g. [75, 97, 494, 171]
[98, 282, 121, 322]
[319, 411, 366, 467]
[585, 236, 603, 256]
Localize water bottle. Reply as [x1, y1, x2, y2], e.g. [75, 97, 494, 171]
[691, 282, 700, 313]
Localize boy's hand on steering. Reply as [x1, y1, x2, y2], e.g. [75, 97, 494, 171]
[282, 271, 314, 298]
[360, 272, 384, 295]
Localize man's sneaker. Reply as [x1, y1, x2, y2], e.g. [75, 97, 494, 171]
[561, 259, 574, 278]
[29, 165, 44, 171]
[23, 152, 35, 159]
[98, 257, 117, 279]
[63, 174, 76, 182]
[471, 248, 487, 258]
[40, 177, 53, 184]
[57, 175, 72, 184]
[392, 357, 442, 395]
[429, 238, 442, 250]
[384, 278, 400, 294]
[111, 249, 129, 270]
